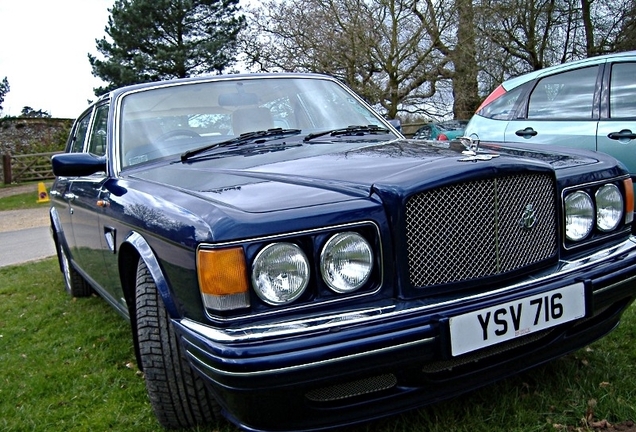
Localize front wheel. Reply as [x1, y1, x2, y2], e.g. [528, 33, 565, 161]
[134, 258, 220, 429]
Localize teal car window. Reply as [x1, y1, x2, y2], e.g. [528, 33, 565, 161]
[528, 66, 599, 120]
[610, 62, 636, 119]
[478, 84, 525, 120]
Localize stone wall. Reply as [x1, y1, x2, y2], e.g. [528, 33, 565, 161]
[0, 117, 73, 181]
[0, 117, 73, 155]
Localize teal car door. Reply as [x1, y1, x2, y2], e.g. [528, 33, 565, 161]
[598, 61, 636, 186]
[503, 64, 601, 152]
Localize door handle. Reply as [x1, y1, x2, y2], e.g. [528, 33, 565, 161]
[608, 129, 636, 140]
[515, 127, 538, 138]
[63, 193, 77, 201]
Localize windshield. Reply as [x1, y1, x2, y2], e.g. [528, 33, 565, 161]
[119, 76, 393, 167]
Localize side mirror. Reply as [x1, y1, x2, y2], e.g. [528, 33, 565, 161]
[51, 153, 107, 177]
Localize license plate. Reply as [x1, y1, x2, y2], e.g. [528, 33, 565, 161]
[449, 283, 586, 357]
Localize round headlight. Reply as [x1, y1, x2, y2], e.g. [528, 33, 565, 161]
[596, 184, 623, 232]
[320, 232, 373, 293]
[565, 191, 594, 241]
[251, 243, 309, 305]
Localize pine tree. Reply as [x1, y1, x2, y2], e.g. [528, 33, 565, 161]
[0, 77, 9, 112]
[88, 0, 244, 95]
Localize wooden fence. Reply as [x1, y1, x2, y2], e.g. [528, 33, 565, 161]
[2, 152, 62, 184]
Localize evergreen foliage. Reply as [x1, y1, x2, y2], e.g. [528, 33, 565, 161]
[20, 106, 51, 118]
[0, 77, 9, 112]
[88, 0, 244, 96]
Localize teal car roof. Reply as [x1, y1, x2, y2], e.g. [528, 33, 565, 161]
[502, 50, 636, 91]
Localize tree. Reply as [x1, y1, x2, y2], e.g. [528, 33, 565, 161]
[0, 77, 9, 112]
[20, 106, 51, 118]
[474, 0, 634, 97]
[411, 0, 481, 119]
[242, 0, 453, 119]
[476, 0, 567, 74]
[613, 7, 636, 51]
[242, 0, 633, 120]
[583, 0, 636, 54]
[89, 0, 245, 95]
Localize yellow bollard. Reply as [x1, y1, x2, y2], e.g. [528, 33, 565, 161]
[36, 182, 50, 203]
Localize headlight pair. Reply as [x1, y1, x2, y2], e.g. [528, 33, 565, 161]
[564, 184, 624, 242]
[252, 232, 374, 305]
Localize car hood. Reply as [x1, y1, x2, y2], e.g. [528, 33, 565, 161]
[129, 139, 599, 213]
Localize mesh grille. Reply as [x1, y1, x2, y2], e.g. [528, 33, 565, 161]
[421, 329, 551, 374]
[305, 374, 397, 402]
[406, 174, 557, 287]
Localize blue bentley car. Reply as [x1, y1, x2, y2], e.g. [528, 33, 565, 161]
[50, 74, 636, 431]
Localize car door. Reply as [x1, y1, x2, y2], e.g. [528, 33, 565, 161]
[68, 103, 128, 313]
[51, 109, 93, 260]
[66, 104, 117, 291]
[503, 65, 602, 152]
[597, 61, 636, 186]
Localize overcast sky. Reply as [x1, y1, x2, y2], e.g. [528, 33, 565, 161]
[0, 0, 114, 119]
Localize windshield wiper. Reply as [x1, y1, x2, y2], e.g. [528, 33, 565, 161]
[303, 125, 390, 142]
[181, 128, 301, 162]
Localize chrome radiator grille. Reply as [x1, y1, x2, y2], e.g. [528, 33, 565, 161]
[406, 174, 557, 287]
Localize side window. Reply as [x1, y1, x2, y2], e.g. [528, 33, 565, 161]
[88, 104, 109, 156]
[69, 112, 92, 153]
[478, 84, 526, 120]
[609, 62, 636, 119]
[527, 66, 599, 120]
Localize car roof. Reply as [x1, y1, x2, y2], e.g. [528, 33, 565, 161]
[97, 72, 335, 104]
[501, 50, 636, 91]
[104, 72, 334, 97]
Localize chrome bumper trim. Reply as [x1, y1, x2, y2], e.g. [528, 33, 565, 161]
[181, 237, 636, 344]
[185, 337, 434, 377]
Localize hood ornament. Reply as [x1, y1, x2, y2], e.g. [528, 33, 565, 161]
[457, 136, 500, 162]
[460, 136, 480, 155]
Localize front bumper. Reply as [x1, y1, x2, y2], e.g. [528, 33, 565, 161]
[174, 238, 636, 431]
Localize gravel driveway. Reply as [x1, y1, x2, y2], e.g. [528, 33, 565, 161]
[0, 183, 51, 232]
[0, 207, 50, 232]
[0, 184, 55, 267]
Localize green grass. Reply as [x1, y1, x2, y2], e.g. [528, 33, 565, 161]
[0, 191, 48, 210]
[1, 258, 635, 432]
[0, 259, 159, 432]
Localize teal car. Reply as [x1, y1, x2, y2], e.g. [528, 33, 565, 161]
[413, 120, 467, 140]
[465, 51, 636, 192]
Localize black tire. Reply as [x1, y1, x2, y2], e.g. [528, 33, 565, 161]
[135, 258, 220, 429]
[57, 241, 92, 297]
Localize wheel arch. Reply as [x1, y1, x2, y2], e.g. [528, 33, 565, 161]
[49, 207, 66, 272]
[119, 231, 182, 370]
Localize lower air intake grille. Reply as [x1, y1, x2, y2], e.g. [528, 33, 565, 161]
[305, 374, 397, 402]
[406, 173, 557, 287]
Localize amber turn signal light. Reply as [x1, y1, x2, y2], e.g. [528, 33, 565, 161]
[197, 247, 250, 311]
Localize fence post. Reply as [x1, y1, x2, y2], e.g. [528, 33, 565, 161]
[2, 153, 11, 185]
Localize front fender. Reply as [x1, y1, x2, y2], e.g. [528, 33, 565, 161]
[49, 207, 66, 271]
[123, 231, 181, 318]
[49, 206, 63, 241]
